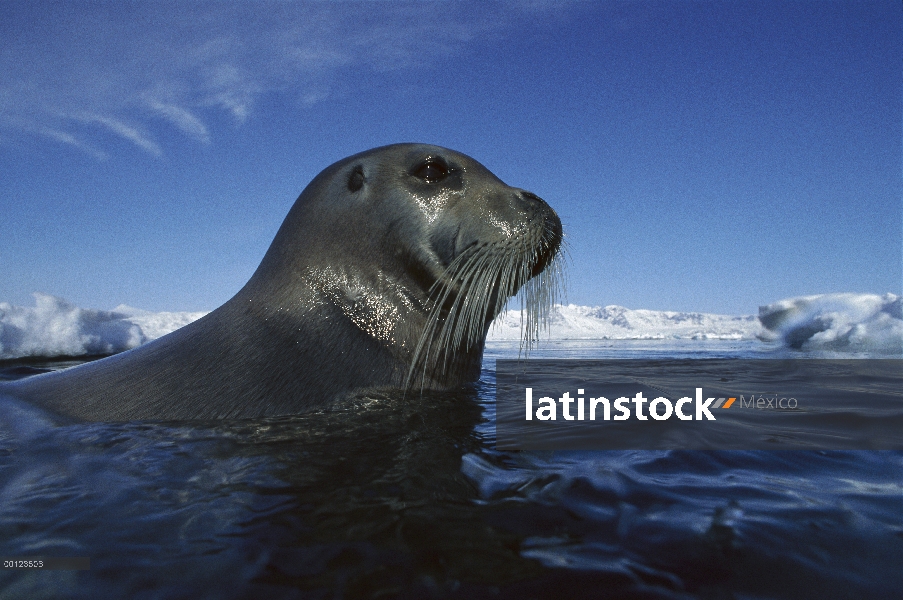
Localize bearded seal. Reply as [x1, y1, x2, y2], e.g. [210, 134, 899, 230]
[1, 144, 562, 421]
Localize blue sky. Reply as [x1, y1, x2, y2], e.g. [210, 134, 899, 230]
[1, 1, 900, 314]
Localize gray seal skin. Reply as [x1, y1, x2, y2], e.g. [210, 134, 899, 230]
[2, 144, 562, 421]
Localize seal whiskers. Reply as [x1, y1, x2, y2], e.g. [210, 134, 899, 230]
[407, 219, 565, 389]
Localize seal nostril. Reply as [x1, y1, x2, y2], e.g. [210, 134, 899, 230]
[520, 191, 543, 204]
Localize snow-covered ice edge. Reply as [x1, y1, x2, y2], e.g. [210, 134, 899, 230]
[0, 293, 206, 360]
[1, 292, 900, 360]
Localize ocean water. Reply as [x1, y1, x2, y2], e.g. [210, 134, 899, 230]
[0, 340, 900, 599]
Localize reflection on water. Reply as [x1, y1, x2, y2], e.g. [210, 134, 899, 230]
[0, 340, 900, 599]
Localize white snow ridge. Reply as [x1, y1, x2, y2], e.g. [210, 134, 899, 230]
[0, 292, 899, 360]
[0, 293, 207, 360]
[488, 304, 761, 341]
[758, 293, 902, 354]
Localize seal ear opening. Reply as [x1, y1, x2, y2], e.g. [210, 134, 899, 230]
[347, 165, 365, 192]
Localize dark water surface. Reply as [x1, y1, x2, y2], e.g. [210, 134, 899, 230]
[0, 341, 900, 599]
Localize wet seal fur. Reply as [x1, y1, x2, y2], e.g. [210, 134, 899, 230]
[2, 144, 562, 420]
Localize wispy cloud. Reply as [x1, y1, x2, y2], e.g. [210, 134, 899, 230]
[0, 2, 575, 158]
[146, 100, 210, 144]
[79, 115, 163, 157]
[37, 127, 110, 161]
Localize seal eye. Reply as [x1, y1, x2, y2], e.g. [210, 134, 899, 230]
[412, 159, 449, 184]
